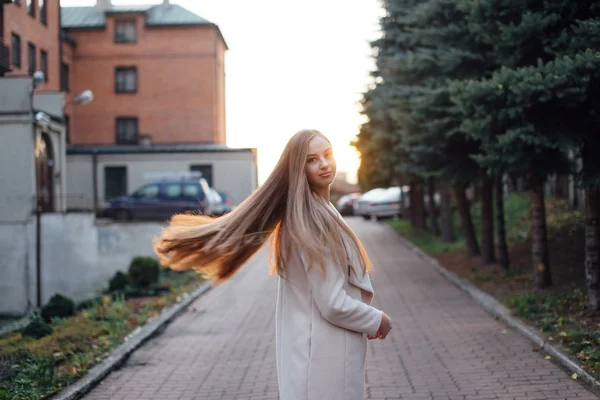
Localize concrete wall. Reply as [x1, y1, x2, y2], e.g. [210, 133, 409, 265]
[0, 213, 165, 316]
[66, 150, 258, 209]
[0, 115, 36, 223]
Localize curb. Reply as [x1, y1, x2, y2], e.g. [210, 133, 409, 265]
[52, 281, 213, 400]
[383, 223, 600, 396]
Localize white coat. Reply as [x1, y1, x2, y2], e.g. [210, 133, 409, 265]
[275, 205, 383, 400]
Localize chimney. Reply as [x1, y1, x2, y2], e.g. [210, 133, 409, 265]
[162, 0, 170, 5]
[96, 0, 112, 11]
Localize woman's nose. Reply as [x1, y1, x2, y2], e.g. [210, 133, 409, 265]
[320, 157, 329, 168]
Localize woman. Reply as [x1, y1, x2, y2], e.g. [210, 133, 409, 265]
[154, 129, 393, 400]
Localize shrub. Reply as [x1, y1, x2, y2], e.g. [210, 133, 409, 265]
[108, 271, 129, 292]
[21, 318, 53, 339]
[41, 294, 75, 322]
[128, 257, 160, 289]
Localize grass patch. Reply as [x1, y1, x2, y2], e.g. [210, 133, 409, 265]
[388, 192, 531, 256]
[385, 192, 600, 378]
[0, 270, 205, 400]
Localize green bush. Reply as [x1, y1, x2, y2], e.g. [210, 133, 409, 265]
[41, 294, 75, 322]
[128, 257, 160, 289]
[21, 318, 53, 339]
[108, 271, 129, 292]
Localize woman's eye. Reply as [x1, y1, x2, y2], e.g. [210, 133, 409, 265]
[307, 158, 316, 163]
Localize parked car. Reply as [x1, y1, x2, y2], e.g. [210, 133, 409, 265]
[365, 186, 404, 220]
[336, 192, 362, 216]
[354, 188, 389, 220]
[206, 188, 227, 217]
[217, 190, 236, 215]
[105, 177, 215, 221]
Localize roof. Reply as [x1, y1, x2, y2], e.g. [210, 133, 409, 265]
[61, 4, 211, 29]
[66, 143, 255, 155]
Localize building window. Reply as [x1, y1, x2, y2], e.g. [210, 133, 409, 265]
[40, 50, 47, 82]
[39, 0, 46, 25]
[115, 67, 137, 93]
[104, 166, 128, 200]
[11, 34, 21, 67]
[116, 117, 138, 144]
[27, 43, 36, 75]
[190, 165, 213, 187]
[114, 20, 136, 43]
[64, 115, 70, 144]
[60, 62, 69, 92]
[27, 0, 35, 17]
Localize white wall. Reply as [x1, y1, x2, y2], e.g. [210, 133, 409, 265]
[0, 116, 36, 223]
[66, 150, 258, 210]
[0, 213, 165, 316]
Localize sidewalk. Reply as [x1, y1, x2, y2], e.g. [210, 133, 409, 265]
[82, 218, 598, 400]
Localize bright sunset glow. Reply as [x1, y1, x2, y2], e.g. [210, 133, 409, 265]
[60, 0, 384, 184]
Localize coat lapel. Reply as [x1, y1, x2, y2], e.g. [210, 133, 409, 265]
[328, 203, 375, 304]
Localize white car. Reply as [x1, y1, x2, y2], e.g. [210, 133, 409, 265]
[354, 188, 391, 220]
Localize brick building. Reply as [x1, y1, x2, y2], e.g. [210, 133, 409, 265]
[61, 0, 227, 146]
[0, 0, 257, 316]
[2, 0, 256, 213]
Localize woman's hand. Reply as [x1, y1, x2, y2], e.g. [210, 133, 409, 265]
[368, 312, 392, 340]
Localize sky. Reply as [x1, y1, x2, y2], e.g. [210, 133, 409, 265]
[60, 0, 384, 184]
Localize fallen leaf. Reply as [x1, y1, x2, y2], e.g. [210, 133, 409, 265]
[572, 373, 578, 380]
[545, 355, 551, 360]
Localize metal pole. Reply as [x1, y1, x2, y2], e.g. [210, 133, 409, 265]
[92, 151, 98, 218]
[31, 84, 42, 307]
[36, 202, 41, 307]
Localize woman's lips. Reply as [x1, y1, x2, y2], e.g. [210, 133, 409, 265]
[319, 171, 332, 178]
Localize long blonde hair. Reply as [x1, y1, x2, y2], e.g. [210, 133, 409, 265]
[153, 129, 371, 283]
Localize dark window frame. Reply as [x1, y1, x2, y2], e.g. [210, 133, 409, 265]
[115, 117, 139, 145]
[27, 42, 36, 75]
[114, 19, 137, 44]
[115, 66, 137, 93]
[40, 49, 48, 82]
[60, 62, 70, 92]
[11, 33, 21, 68]
[104, 166, 128, 201]
[39, 0, 47, 25]
[64, 114, 70, 144]
[27, 0, 35, 17]
[190, 165, 214, 187]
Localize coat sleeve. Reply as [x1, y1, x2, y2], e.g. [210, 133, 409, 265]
[301, 253, 383, 336]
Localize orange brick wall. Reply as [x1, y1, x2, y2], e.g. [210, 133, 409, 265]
[3, 0, 61, 91]
[63, 13, 226, 145]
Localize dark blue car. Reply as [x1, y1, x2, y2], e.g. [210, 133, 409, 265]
[105, 178, 212, 221]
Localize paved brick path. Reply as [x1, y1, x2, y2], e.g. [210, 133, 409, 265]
[83, 218, 598, 400]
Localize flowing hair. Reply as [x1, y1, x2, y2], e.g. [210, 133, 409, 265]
[153, 129, 371, 284]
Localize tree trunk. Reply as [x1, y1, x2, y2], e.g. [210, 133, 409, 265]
[439, 182, 455, 242]
[480, 173, 496, 264]
[410, 180, 427, 230]
[585, 187, 600, 310]
[453, 185, 480, 256]
[428, 178, 440, 236]
[555, 175, 568, 199]
[495, 174, 510, 270]
[530, 180, 552, 288]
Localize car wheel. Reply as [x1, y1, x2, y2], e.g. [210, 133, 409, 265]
[115, 209, 129, 221]
[362, 215, 371, 221]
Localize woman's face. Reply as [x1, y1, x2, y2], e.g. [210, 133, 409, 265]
[305, 135, 336, 189]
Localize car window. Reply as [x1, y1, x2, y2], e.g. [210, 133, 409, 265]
[209, 189, 222, 203]
[134, 184, 160, 199]
[163, 183, 182, 199]
[182, 183, 201, 198]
